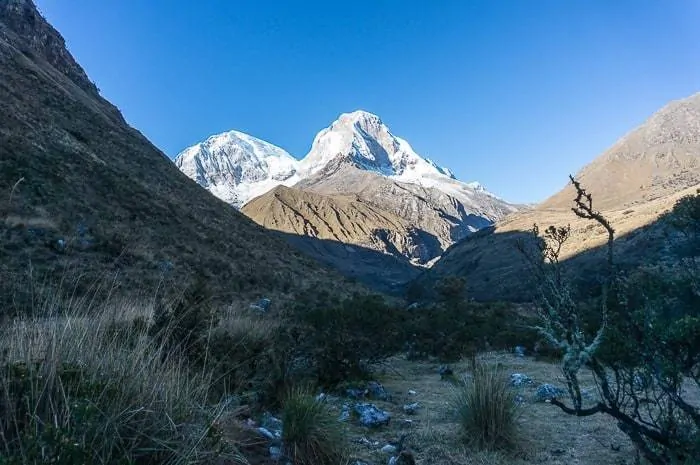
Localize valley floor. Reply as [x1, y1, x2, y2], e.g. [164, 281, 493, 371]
[225, 353, 643, 465]
[344, 353, 636, 465]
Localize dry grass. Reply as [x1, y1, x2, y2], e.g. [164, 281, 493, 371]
[281, 386, 349, 465]
[452, 361, 520, 451]
[0, 293, 245, 464]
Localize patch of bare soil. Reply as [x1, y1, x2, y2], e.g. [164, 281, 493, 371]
[334, 353, 637, 465]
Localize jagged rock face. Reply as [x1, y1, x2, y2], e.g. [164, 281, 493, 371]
[242, 185, 444, 264]
[296, 164, 497, 261]
[0, 0, 100, 97]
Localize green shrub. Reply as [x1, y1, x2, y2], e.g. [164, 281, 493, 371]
[290, 294, 405, 386]
[207, 312, 293, 407]
[281, 386, 348, 465]
[521, 178, 700, 464]
[405, 301, 537, 362]
[452, 361, 520, 451]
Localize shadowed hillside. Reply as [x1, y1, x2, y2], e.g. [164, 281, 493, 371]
[420, 184, 699, 301]
[0, 0, 359, 307]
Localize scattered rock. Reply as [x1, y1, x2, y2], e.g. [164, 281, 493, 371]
[257, 427, 276, 440]
[514, 345, 526, 357]
[406, 302, 420, 310]
[158, 260, 174, 273]
[367, 381, 390, 400]
[261, 412, 283, 432]
[407, 389, 417, 396]
[54, 238, 66, 252]
[250, 298, 271, 312]
[402, 402, 420, 415]
[354, 403, 391, 427]
[581, 388, 597, 400]
[354, 436, 378, 447]
[514, 394, 526, 405]
[269, 446, 282, 460]
[381, 444, 397, 454]
[438, 365, 453, 379]
[535, 384, 567, 402]
[510, 373, 534, 387]
[346, 387, 367, 399]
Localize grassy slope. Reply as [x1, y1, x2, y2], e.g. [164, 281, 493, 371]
[0, 1, 360, 307]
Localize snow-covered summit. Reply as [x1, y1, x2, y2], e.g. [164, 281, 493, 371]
[174, 130, 299, 208]
[299, 110, 456, 182]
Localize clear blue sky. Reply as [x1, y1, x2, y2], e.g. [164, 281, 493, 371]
[36, 0, 700, 203]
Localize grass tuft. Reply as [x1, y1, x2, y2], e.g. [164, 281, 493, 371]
[281, 385, 348, 465]
[452, 361, 521, 452]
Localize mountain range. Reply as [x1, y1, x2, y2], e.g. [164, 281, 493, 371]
[175, 110, 521, 288]
[2, 0, 698, 304]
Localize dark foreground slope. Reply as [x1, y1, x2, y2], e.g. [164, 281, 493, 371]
[0, 0, 356, 306]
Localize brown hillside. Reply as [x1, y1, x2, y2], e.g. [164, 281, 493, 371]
[424, 92, 700, 301]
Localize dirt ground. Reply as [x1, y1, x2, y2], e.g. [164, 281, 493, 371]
[335, 352, 637, 465]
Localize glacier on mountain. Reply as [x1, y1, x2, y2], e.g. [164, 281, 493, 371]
[174, 130, 299, 208]
[174, 110, 514, 214]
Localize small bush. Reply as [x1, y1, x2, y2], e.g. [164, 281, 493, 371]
[405, 301, 537, 362]
[281, 386, 348, 465]
[290, 294, 405, 386]
[208, 312, 292, 406]
[453, 362, 520, 451]
[148, 277, 217, 362]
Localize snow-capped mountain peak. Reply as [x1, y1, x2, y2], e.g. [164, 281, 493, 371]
[298, 110, 456, 181]
[174, 130, 299, 208]
[174, 111, 514, 215]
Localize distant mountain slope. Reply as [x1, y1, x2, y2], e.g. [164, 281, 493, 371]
[422, 93, 700, 301]
[0, 0, 358, 306]
[243, 185, 441, 264]
[543, 93, 700, 210]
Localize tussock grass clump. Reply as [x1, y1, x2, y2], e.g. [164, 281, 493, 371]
[453, 362, 520, 451]
[281, 386, 348, 465]
[0, 295, 241, 465]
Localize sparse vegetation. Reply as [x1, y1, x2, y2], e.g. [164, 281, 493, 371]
[452, 361, 521, 451]
[289, 293, 406, 386]
[520, 176, 700, 464]
[0, 295, 240, 465]
[281, 386, 348, 465]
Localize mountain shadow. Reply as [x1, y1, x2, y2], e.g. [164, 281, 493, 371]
[273, 230, 421, 295]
